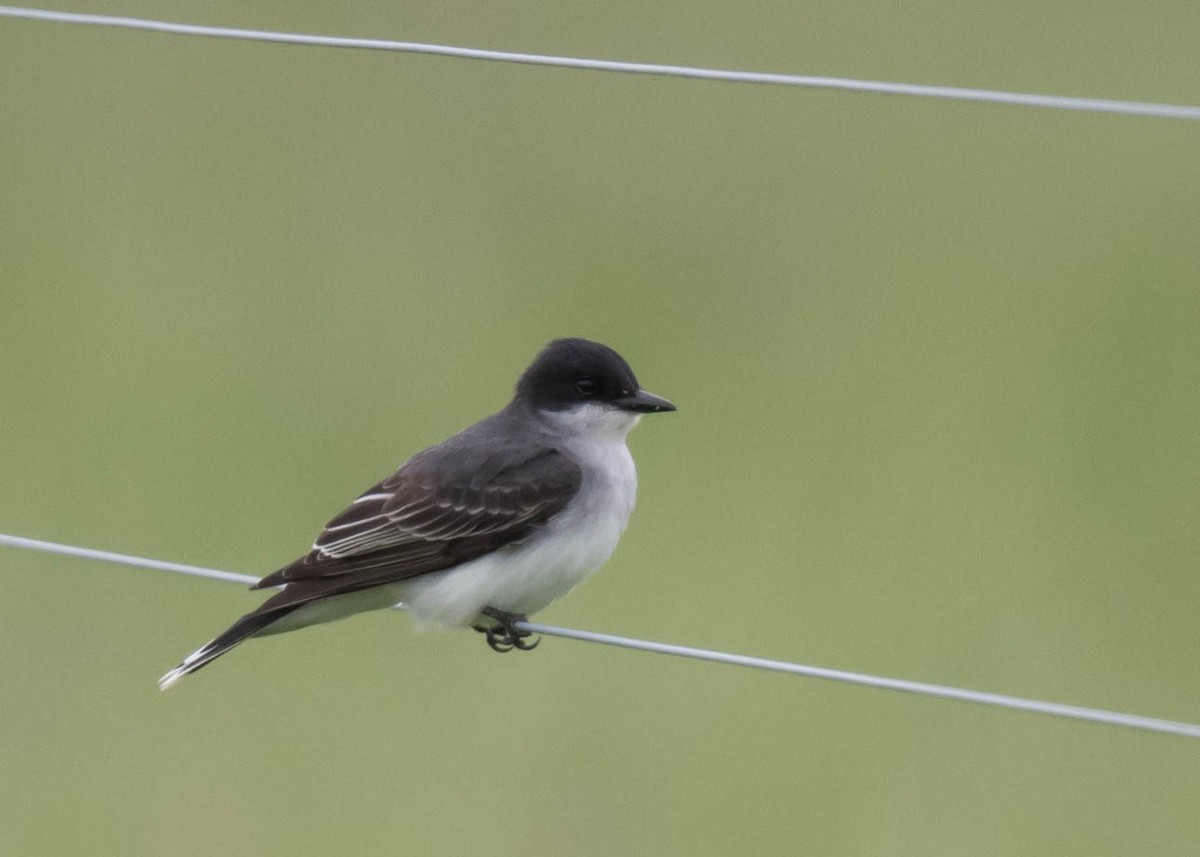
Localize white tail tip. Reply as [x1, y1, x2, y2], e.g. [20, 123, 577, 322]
[157, 638, 220, 691]
[158, 666, 188, 691]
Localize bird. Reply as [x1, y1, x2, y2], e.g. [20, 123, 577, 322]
[158, 338, 675, 689]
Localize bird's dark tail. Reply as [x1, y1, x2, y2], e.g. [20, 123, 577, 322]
[158, 606, 297, 691]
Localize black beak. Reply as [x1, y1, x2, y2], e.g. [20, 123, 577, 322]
[615, 389, 676, 413]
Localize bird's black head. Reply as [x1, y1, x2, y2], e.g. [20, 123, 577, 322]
[516, 338, 676, 414]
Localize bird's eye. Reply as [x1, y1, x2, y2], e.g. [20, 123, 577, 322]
[575, 378, 598, 395]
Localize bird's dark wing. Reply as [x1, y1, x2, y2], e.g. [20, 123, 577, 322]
[252, 437, 582, 599]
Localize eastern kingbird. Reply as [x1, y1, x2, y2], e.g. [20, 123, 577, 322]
[159, 338, 674, 689]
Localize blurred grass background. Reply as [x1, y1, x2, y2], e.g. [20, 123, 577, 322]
[2, 2, 1199, 854]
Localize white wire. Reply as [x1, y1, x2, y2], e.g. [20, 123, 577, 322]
[2, 5, 1199, 121]
[0, 534, 260, 586]
[3, 531, 1198, 738]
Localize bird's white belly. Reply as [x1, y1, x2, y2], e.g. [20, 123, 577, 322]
[399, 440, 638, 628]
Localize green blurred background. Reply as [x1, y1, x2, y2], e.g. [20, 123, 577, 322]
[2, 2, 1199, 854]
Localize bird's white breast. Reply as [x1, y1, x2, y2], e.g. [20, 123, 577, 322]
[399, 427, 639, 629]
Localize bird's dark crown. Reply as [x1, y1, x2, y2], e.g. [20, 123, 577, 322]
[516, 338, 641, 410]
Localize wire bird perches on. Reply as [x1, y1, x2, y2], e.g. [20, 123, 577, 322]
[2, 6, 1200, 120]
[2, 532, 1198, 738]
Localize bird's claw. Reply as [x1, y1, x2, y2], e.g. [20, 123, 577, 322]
[475, 609, 541, 653]
[485, 626, 515, 653]
[512, 633, 540, 651]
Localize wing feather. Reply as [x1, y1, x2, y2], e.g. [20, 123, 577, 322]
[253, 444, 581, 593]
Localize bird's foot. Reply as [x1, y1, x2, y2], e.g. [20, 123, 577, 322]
[472, 608, 540, 653]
